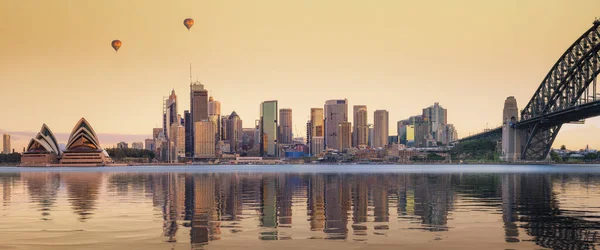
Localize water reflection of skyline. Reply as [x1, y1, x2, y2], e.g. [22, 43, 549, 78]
[1, 172, 600, 249]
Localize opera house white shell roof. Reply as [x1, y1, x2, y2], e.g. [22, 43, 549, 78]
[25, 124, 61, 155]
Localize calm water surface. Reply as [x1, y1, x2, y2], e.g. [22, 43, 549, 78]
[1, 165, 600, 250]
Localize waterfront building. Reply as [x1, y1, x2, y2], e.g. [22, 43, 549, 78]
[208, 97, 221, 140]
[260, 100, 278, 157]
[368, 125, 373, 148]
[2, 134, 10, 154]
[194, 120, 216, 158]
[170, 123, 186, 158]
[309, 108, 325, 154]
[422, 102, 447, 142]
[397, 120, 408, 145]
[353, 105, 368, 149]
[226, 111, 243, 153]
[184, 110, 193, 157]
[190, 81, 208, 155]
[279, 109, 293, 144]
[117, 142, 128, 149]
[242, 128, 256, 154]
[21, 124, 60, 164]
[324, 99, 348, 150]
[406, 125, 415, 147]
[131, 142, 144, 150]
[338, 122, 352, 152]
[311, 137, 324, 156]
[373, 110, 389, 149]
[145, 138, 155, 151]
[59, 118, 113, 165]
[220, 115, 229, 141]
[306, 120, 312, 152]
[414, 118, 431, 148]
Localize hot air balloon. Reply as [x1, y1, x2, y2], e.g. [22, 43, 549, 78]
[111, 40, 122, 52]
[183, 18, 194, 31]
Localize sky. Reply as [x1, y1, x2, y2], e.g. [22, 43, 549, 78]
[1, 0, 599, 150]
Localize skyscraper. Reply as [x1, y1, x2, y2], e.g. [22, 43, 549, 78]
[373, 110, 389, 148]
[422, 102, 447, 141]
[338, 122, 352, 152]
[309, 108, 324, 154]
[184, 110, 193, 157]
[353, 105, 368, 149]
[190, 81, 208, 156]
[2, 134, 10, 154]
[324, 99, 348, 150]
[208, 96, 221, 140]
[279, 109, 293, 144]
[226, 111, 243, 153]
[194, 120, 216, 158]
[260, 100, 278, 157]
[397, 120, 408, 145]
[170, 123, 186, 158]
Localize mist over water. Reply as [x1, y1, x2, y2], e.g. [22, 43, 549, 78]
[1, 165, 600, 249]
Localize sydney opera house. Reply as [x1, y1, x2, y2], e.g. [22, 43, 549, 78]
[20, 118, 114, 166]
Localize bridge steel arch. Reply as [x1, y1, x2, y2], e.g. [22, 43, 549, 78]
[519, 21, 600, 160]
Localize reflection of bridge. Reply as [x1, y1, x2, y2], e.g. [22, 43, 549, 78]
[457, 20, 600, 160]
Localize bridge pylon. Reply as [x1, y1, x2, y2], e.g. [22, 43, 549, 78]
[500, 97, 526, 162]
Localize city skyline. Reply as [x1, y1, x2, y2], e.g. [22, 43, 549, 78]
[2, 0, 600, 151]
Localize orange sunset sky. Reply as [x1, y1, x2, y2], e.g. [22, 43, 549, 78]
[1, 0, 599, 150]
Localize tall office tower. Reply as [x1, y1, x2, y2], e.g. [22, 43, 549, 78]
[368, 125, 373, 147]
[422, 102, 447, 141]
[2, 134, 10, 154]
[168, 89, 178, 125]
[220, 115, 229, 141]
[279, 109, 293, 144]
[208, 96, 221, 140]
[397, 120, 409, 145]
[338, 122, 352, 152]
[194, 120, 217, 158]
[170, 123, 186, 158]
[324, 99, 348, 150]
[373, 110, 389, 148]
[226, 111, 243, 153]
[306, 120, 312, 151]
[353, 105, 368, 148]
[190, 81, 208, 155]
[184, 110, 193, 157]
[310, 108, 324, 152]
[260, 100, 278, 157]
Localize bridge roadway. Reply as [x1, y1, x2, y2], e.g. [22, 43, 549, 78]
[457, 98, 600, 143]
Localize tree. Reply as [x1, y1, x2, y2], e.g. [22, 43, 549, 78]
[560, 145, 567, 151]
[584, 153, 597, 161]
[550, 151, 561, 162]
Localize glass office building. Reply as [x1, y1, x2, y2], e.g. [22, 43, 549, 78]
[260, 100, 278, 157]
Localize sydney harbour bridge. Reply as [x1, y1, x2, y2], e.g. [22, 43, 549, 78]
[456, 19, 600, 161]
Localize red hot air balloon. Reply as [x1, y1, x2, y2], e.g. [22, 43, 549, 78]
[111, 40, 122, 52]
[183, 18, 194, 31]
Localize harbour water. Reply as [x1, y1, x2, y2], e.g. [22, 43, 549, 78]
[1, 165, 600, 249]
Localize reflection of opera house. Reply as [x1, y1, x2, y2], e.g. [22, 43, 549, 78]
[20, 118, 114, 167]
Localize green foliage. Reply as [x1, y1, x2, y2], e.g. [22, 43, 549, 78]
[0, 153, 21, 164]
[105, 148, 155, 161]
[450, 140, 498, 161]
[426, 153, 445, 161]
[550, 151, 561, 162]
[560, 145, 567, 151]
[584, 153, 598, 161]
